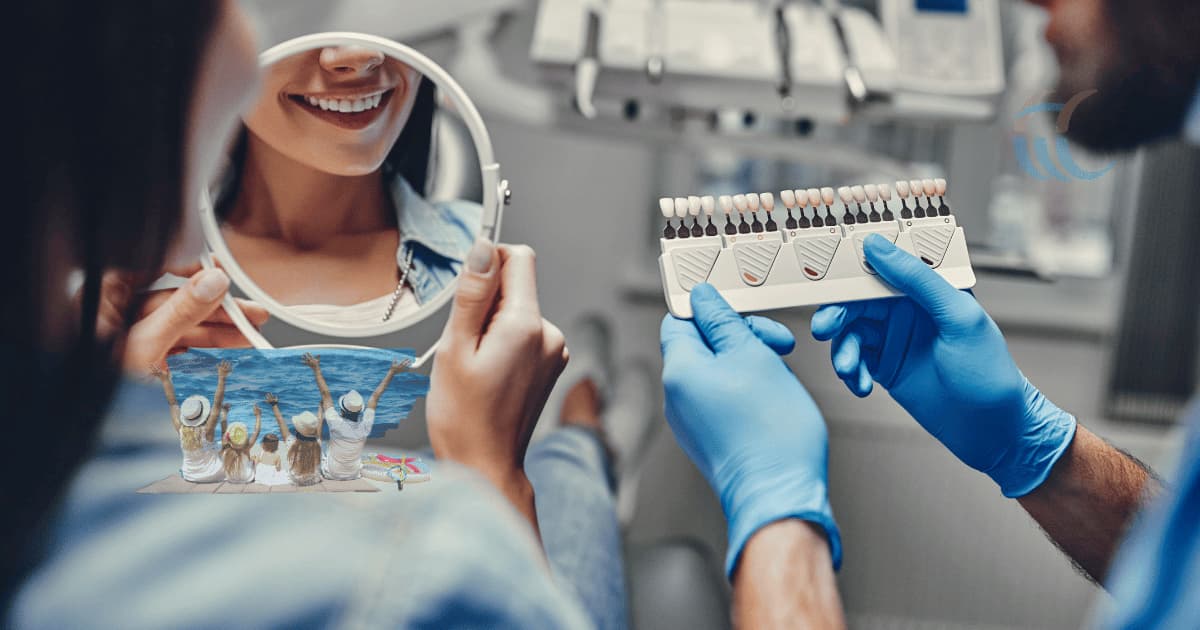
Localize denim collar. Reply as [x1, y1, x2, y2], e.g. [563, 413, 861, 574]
[391, 173, 467, 265]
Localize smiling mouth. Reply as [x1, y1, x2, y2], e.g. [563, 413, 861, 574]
[287, 88, 395, 130]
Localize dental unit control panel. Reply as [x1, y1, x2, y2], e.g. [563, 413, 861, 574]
[658, 179, 975, 318]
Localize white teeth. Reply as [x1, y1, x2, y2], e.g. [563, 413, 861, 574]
[701, 196, 716, 215]
[733, 194, 748, 212]
[338, 100, 352, 112]
[820, 188, 836, 206]
[759, 192, 775, 211]
[308, 96, 318, 106]
[851, 186, 867, 203]
[922, 179, 937, 196]
[745, 193, 760, 212]
[319, 99, 330, 111]
[687, 196, 702, 216]
[352, 99, 366, 112]
[719, 195, 734, 215]
[308, 92, 386, 113]
[780, 190, 796, 208]
[895, 181, 910, 197]
[909, 180, 925, 197]
[674, 197, 689, 219]
[659, 198, 674, 219]
[878, 184, 893, 201]
[837, 187, 854, 204]
[864, 184, 879, 202]
[795, 189, 810, 208]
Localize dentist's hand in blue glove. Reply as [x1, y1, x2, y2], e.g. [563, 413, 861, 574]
[661, 284, 840, 577]
[812, 234, 1076, 498]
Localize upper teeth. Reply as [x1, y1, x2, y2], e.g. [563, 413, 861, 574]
[307, 93, 384, 113]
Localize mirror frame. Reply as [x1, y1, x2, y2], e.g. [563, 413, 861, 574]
[200, 32, 506, 347]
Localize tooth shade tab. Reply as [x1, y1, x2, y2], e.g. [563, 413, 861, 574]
[851, 186, 867, 203]
[759, 192, 775, 211]
[688, 196, 702, 216]
[922, 179, 937, 196]
[674, 197, 689, 218]
[701, 196, 716, 215]
[878, 184, 893, 200]
[659, 198, 674, 218]
[909, 180, 925, 197]
[935, 178, 948, 196]
[895, 180, 911, 197]
[864, 184, 879, 202]
[795, 189, 810, 207]
[745, 194, 760, 212]
[719, 195, 734, 214]
[820, 188, 836, 205]
[733, 194, 749, 212]
[780, 190, 796, 208]
[837, 187, 854, 204]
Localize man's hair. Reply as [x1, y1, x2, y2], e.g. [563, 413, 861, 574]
[4, 1, 220, 602]
[1065, 0, 1200, 151]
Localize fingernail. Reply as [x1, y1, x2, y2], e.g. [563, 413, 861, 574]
[467, 238, 494, 274]
[193, 268, 229, 302]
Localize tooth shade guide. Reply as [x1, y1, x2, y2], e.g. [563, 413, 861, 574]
[658, 197, 674, 218]
[745, 194, 760, 212]
[780, 190, 797, 208]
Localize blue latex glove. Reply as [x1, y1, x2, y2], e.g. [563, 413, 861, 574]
[812, 234, 1076, 498]
[661, 284, 841, 577]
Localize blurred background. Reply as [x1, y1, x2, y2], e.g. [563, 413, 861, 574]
[243, 0, 1200, 627]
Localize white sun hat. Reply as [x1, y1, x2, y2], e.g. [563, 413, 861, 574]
[226, 421, 249, 447]
[292, 411, 320, 437]
[180, 395, 211, 428]
[339, 390, 364, 414]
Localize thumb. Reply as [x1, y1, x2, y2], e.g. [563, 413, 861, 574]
[125, 268, 229, 366]
[689, 284, 759, 354]
[442, 238, 500, 346]
[863, 234, 973, 332]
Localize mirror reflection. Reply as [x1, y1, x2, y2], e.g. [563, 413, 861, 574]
[212, 45, 483, 329]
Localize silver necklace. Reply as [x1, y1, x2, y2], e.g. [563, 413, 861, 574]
[382, 247, 415, 322]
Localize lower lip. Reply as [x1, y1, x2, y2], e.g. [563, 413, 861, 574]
[288, 89, 395, 130]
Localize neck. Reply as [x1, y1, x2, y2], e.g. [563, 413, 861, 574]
[226, 133, 392, 248]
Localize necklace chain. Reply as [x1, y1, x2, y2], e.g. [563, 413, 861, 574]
[382, 247, 416, 322]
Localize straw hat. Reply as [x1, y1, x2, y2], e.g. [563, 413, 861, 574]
[226, 422, 249, 448]
[292, 411, 320, 437]
[339, 390, 364, 414]
[179, 395, 211, 428]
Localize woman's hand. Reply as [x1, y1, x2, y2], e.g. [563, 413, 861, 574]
[426, 240, 567, 532]
[98, 263, 269, 372]
[301, 353, 320, 369]
[264, 392, 278, 405]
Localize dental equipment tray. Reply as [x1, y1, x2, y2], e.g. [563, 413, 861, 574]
[658, 179, 976, 319]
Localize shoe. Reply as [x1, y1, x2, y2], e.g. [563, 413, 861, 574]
[532, 314, 613, 444]
[605, 358, 659, 525]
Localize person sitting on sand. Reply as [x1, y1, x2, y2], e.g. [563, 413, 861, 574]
[266, 392, 323, 486]
[251, 433, 285, 484]
[221, 403, 262, 484]
[150, 360, 232, 483]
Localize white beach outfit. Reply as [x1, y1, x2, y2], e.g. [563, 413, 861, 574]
[180, 439, 224, 483]
[322, 408, 376, 480]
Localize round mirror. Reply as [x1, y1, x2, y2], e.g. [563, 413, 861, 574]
[199, 32, 507, 363]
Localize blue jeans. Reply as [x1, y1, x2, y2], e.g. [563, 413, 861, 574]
[528, 426, 627, 630]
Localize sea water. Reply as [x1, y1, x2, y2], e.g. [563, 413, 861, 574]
[166, 348, 428, 442]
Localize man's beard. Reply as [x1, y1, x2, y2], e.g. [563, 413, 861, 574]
[1055, 0, 1200, 153]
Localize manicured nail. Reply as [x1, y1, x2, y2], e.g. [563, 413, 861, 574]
[193, 268, 229, 302]
[467, 238, 494, 274]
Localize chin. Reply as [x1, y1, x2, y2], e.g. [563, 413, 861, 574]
[1055, 65, 1195, 153]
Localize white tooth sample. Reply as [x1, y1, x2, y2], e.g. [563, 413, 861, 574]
[878, 184, 893, 201]
[674, 197, 689, 219]
[659, 198, 675, 218]
[837, 187, 854, 205]
[864, 184, 879, 202]
[719, 195, 734, 216]
[820, 188, 836, 206]
[780, 190, 796, 208]
[807, 189, 822, 207]
[922, 179, 937, 196]
[733, 194, 748, 213]
[895, 180, 911, 198]
[746, 193, 760, 212]
[935, 178, 948, 196]
[909, 180, 925, 197]
[852, 186, 867, 203]
[352, 98, 366, 112]
[338, 99, 353, 112]
[688, 196, 702, 217]
[701, 196, 716, 216]
[759, 192, 775, 211]
[795, 189, 810, 208]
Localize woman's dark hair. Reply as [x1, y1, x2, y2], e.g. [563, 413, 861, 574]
[262, 433, 280, 452]
[217, 74, 437, 217]
[6, 1, 220, 603]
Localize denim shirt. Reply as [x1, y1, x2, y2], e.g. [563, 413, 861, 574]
[392, 174, 482, 305]
[8, 380, 589, 629]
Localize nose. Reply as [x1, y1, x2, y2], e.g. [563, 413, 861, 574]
[318, 46, 385, 77]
